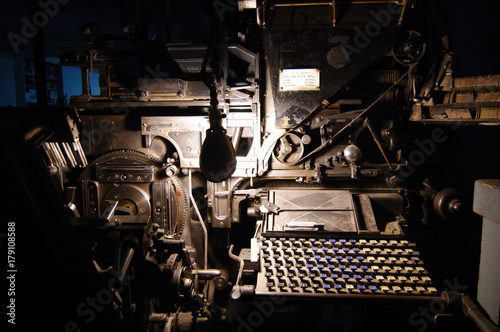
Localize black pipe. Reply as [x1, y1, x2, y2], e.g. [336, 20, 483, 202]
[462, 294, 500, 332]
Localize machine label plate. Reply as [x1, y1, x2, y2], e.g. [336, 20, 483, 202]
[280, 68, 320, 91]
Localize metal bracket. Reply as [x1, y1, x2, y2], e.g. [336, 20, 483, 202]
[382, 219, 404, 235]
[259, 199, 280, 214]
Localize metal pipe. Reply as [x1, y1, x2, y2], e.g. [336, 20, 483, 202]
[189, 169, 208, 269]
[118, 247, 134, 283]
[462, 294, 500, 332]
[232, 127, 243, 152]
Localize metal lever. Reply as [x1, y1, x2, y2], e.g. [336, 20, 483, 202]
[228, 245, 255, 300]
[191, 269, 222, 279]
[102, 200, 119, 221]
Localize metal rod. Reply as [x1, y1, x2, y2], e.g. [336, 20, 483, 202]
[365, 119, 392, 169]
[228, 244, 244, 287]
[232, 127, 243, 152]
[118, 247, 134, 283]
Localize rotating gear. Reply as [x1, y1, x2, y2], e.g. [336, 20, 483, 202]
[166, 176, 189, 240]
[273, 133, 305, 165]
[392, 31, 426, 65]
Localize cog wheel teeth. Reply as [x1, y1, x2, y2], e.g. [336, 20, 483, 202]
[169, 176, 189, 240]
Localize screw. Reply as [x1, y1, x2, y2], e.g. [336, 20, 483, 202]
[214, 276, 227, 290]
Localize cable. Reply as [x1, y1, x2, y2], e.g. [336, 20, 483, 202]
[201, 10, 217, 86]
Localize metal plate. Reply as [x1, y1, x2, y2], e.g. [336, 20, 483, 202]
[269, 190, 358, 232]
[96, 165, 154, 183]
[273, 211, 357, 232]
[279, 68, 320, 91]
[272, 189, 353, 210]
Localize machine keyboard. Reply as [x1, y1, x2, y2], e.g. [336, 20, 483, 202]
[256, 237, 438, 298]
